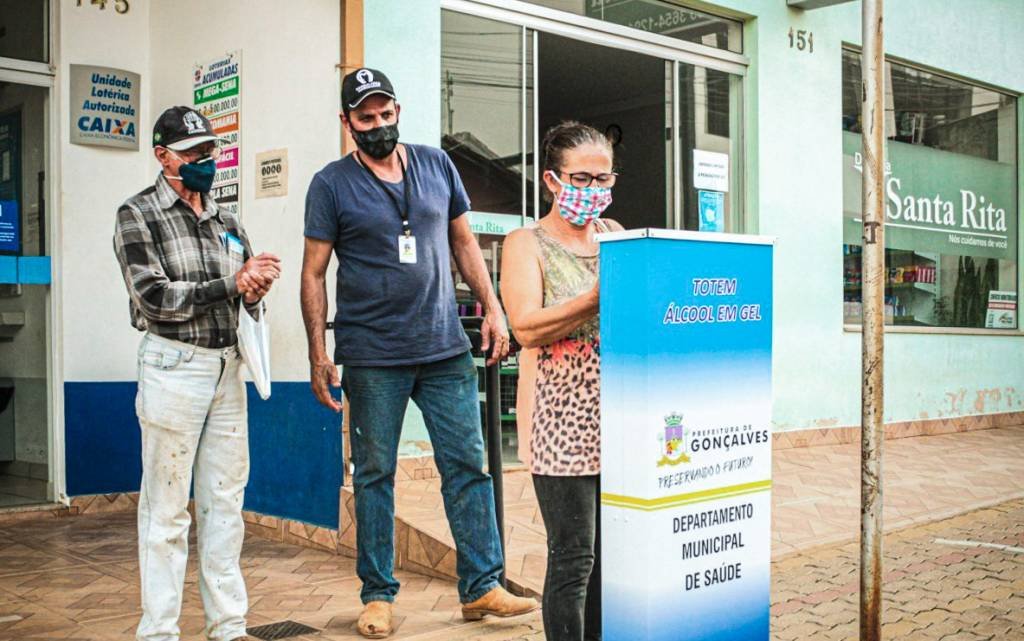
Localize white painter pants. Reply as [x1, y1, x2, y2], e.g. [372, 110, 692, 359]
[134, 333, 250, 641]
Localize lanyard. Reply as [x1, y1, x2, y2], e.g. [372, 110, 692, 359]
[357, 150, 412, 237]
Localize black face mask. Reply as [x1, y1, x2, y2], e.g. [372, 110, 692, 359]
[352, 123, 399, 159]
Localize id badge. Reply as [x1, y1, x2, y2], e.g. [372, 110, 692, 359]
[221, 232, 245, 256]
[398, 235, 417, 264]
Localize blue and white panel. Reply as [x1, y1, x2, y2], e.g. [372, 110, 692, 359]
[600, 230, 774, 641]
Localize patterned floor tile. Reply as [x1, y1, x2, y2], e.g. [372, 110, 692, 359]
[0, 598, 82, 640]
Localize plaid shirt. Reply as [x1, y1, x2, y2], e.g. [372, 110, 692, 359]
[113, 173, 257, 348]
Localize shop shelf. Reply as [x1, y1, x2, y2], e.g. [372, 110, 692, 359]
[845, 282, 936, 294]
[893, 315, 929, 326]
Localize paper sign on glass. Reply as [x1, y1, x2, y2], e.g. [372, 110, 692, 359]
[693, 149, 730, 193]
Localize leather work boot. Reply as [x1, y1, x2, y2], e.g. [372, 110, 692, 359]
[461, 586, 540, 621]
[357, 601, 394, 639]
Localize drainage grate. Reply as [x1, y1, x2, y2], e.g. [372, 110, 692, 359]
[246, 620, 320, 640]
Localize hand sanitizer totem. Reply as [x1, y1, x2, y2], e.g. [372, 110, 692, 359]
[598, 229, 774, 641]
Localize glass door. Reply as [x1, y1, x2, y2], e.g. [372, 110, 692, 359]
[440, 4, 746, 463]
[441, 11, 535, 462]
[0, 84, 53, 506]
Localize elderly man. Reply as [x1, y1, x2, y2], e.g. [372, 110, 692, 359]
[300, 69, 538, 638]
[114, 105, 280, 641]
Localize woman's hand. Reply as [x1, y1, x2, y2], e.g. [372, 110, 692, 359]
[586, 279, 600, 312]
[501, 228, 602, 349]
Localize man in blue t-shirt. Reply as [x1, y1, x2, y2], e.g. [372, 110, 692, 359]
[300, 68, 538, 638]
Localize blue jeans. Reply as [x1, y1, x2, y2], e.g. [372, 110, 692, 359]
[342, 350, 504, 604]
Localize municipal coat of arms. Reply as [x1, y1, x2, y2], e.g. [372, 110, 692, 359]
[657, 412, 691, 467]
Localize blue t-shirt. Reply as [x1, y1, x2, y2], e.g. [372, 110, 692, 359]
[304, 144, 472, 366]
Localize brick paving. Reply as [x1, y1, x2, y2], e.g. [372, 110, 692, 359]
[388, 426, 1024, 593]
[769, 498, 1024, 641]
[0, 503, 1019, 641]
[0, 427, 1021, 640]
[507, 499, 1024, 641]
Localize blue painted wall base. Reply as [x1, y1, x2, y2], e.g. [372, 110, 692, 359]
[64, 381, 343, 529]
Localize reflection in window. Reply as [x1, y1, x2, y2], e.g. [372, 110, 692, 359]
[841, 50, 1018, 329]
[441, 11, 526, 216]
[524, 0, 742, 54]
[842, 50, 1015, 162]
[440, 7, 745, 235]
[0, 0, 48, 64]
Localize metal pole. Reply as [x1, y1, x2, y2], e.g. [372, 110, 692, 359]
[446, 70, 455, 136]
[485, 361, 507, 587]
[860, 1, 885, 639]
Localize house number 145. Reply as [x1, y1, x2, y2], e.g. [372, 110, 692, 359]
[76, 0, 130, 14]
[789, 28, 813, 52]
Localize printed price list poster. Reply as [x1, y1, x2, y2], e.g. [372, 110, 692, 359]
[193, 51, 242, 218]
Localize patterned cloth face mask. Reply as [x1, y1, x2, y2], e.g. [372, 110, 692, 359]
[548, 171, 613, 226]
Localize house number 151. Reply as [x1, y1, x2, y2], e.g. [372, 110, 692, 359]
[789, 28, 813, 53]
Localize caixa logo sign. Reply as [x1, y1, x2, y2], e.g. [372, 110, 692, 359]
[77, 116, 136, 138]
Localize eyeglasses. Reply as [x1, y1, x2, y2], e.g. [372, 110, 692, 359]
[558, 171, 618, 188]
[164, 144, 222, 162]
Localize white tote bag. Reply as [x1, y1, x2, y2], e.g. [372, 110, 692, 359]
[237, 299, 271, 400]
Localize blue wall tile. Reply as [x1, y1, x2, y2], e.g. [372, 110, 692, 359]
[17, 256, 51, 285]
[0, 256, 16, 284]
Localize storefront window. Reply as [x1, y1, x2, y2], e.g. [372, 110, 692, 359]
[0, 0, 49, 64]
[842, 50, 1018, 330]
[523, 0, 742, 54]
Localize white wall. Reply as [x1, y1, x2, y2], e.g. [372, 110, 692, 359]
[58, 1, 340, 383]
[58, 2, 153, 381]
[365, 0, 442, 146]
[149, 0, 341, 382]
[698, 0, 1024, 428]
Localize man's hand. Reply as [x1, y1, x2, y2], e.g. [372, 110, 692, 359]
[310, 358, 342, 412]
[237, 253, 281, 302]
[245, 252, 281, 279]
[481, 306, 510, 366]
[240, 271, 271, 303]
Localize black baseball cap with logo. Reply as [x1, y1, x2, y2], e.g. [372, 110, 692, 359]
[342, 68, 397, 111]
[152, 106, 227, 150]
